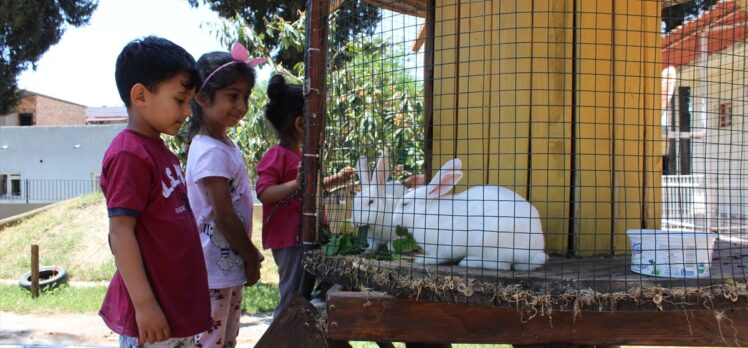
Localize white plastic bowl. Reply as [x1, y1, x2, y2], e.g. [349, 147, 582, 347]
[626, 229, 717, 278]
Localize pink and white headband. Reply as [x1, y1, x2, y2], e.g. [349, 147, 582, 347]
[199, 42, 268, 91]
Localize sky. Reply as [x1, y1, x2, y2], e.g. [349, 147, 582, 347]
[17, 0, 225, 107]
[16, 1, 424, 108]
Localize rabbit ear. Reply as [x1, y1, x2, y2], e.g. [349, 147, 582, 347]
[357, 156, 370, 185]
[426, 170, 463, 199]
[425, 158, 463, 199]
[373, 155, 391, 192]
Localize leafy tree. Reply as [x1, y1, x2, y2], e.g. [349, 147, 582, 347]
[0, 0, 98, 114]
[186, 0, 380, 70]
[166, 12, 425, 183]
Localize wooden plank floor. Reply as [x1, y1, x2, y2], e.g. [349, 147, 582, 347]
[307, 238, 748, 310]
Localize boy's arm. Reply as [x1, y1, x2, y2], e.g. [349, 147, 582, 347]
[109, 215, 170, 344]
[200, 177, 261, 286]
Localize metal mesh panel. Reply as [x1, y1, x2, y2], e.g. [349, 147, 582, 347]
[303, 0, 748, 313]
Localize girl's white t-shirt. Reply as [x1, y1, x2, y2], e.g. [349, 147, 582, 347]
[186, 134, 253, 289]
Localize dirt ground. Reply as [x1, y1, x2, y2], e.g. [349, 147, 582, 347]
[0, 311, 272, 347]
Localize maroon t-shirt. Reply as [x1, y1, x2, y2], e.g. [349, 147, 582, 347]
[98, 129, 212, 338]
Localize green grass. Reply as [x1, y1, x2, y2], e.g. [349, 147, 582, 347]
[242, 282, 280, 314]
[0, 284, 107, 313]
[0, 193, 280, 314]
[0, 193, 113, 281]
[0, 282, 279, 315]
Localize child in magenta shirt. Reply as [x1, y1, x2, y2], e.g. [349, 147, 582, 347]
[99, 36, 212, 347]
[256, 74, 354, 319]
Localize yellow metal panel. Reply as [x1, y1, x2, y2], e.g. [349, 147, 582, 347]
[431, 0, 663, 256]
[526, 0, 573, 253]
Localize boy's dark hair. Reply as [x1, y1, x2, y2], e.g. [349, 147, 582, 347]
[115, 36, 200, 108]
[265, 74, 304, 147]
[187, 51, 257, 144]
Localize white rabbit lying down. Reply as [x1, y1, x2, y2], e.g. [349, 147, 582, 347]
[350, 155, 408, 251]
[392, 158, 547, 271]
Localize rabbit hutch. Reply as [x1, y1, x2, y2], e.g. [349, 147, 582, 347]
[261, 0, 748, 346]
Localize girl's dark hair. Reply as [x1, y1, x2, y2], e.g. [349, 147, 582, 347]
[186, 51, 257, 144]
[265, 74, 304, 147]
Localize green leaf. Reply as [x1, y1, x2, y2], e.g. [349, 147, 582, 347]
[395, 225, 410, 237]
[322, 235, 342, 256]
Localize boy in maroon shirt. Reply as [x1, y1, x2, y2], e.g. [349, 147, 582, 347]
[99, 36, 212, 347]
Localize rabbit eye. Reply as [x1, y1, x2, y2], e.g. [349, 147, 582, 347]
[402, 201, 410, 207]
[368, 199, 374, 205]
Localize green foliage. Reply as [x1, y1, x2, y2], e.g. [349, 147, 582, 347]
[324, 38, 425, 175]
[321, 225, 369, 256]
[186, 0, 380, 70]
[0, 0, 98, 114]
[167, 12, 424, 182]
[321, 223, 422, 260]
[392, 226, 420, 254]
[242, 282, 280, 314]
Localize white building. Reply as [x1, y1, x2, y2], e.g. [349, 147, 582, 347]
[662, 0, 748, 228]
[0, 124, 125, 218]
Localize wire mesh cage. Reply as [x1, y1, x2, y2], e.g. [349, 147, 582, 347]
[301, 0, 748, 315]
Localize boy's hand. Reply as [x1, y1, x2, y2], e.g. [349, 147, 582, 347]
[135, 301, 170, 345]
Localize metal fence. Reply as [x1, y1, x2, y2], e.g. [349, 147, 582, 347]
[0, 179, 101, 204]
[301, 0, 748, 314]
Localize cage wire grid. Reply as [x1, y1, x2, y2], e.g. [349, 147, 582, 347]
[301, 0, 748, 314]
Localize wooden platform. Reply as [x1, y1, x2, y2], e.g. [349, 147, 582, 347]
[325, 288, 748, 346]
[307, 239, 748, 312]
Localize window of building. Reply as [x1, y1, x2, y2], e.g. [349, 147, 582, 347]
[720, 102, 732, 128]
[18, 113, 34, 126]
[0, 173, 21, 197]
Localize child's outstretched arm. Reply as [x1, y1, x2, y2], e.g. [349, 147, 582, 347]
[109, 216, 169, 344]
[323, 167, 356, 190]
[200, 177, 261, 286]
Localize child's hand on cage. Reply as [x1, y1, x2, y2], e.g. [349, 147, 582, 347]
[335, 167, 356, 184]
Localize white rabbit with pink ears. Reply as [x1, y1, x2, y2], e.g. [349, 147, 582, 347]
[392, 158, 547, 271]
[351, 155, 408, 251]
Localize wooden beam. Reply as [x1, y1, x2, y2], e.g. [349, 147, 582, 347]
[362, 0, 426, 17]
[302, 0, 329, 245]
[327, 290, 748, 346]
[255, 296, 328, 348]
[411, 25, 426, 52]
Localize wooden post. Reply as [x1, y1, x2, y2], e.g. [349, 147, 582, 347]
[422, 0, 435, 182]
[30, 244, 39, 298]
[301, 0, 330, 246]
[255, 296, 330, 348]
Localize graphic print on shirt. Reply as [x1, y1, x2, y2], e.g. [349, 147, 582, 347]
[162, 163, 186, 198]
[201, 179, 246, 275]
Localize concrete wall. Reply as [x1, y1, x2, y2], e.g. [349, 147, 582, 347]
[0, 124, 126, 202]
